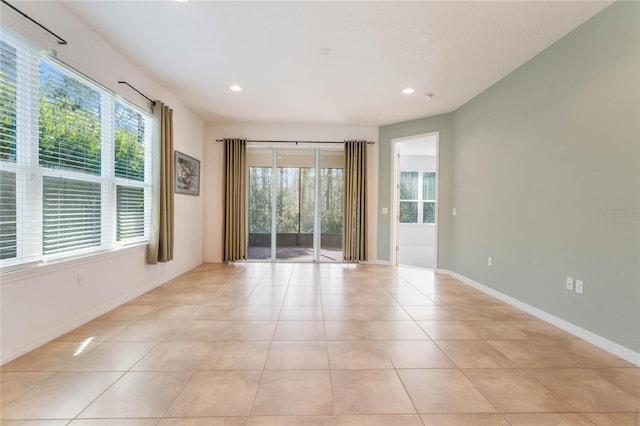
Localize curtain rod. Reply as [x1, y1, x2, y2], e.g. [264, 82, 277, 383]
[215, 139, 375, 145]
[1, 0, 67, 45]
[118, 81, 156, 106]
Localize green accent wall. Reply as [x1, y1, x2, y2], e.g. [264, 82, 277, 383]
[378, 2, 639, 352]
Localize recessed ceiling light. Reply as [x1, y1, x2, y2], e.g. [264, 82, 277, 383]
[176, 0, 188, 2]
[401, 88, 415, 95]
[319, 48, 332, 55]
[229, 85, 242, 92]
[424, 93, 434, 100]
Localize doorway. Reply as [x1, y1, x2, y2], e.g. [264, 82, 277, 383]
[247, 146, 344, 262]
[391, 133, 439, 269]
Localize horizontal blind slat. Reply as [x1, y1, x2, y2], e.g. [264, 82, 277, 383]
[116, 185, 144, 241]
[0, 170, 16, 259]
[42, 176, 101, 254]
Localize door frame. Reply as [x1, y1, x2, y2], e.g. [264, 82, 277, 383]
[390, 132, 440, 269]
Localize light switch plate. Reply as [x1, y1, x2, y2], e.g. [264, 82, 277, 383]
[575, 280, 584, 294]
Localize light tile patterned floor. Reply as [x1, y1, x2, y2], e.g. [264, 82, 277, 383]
[1, 263, 638, 425]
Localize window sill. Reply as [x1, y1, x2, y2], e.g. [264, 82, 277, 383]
[0, 243, 148, 286]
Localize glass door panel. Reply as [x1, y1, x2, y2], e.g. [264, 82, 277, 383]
[247, 149, 274, 260]
[276, 150, 315, 261]
[320, 150, 344, 261]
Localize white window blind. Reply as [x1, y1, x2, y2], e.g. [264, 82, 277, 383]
[0, 170, 16, 259]
[42, 176, 101, 254]
[0, 40, 17, 162]
[116, 185, 144, 241]
[39, 61, 102, 175]
[0, 26, 152, 270]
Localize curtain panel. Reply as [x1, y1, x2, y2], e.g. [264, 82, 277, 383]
[223, 138, 247, 261]
[343, 140, 368, 261]
[147, 101, 174, 264]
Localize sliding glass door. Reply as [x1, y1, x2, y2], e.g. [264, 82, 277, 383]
[319, 150, 343, 261]
[247, 147, 343, 262]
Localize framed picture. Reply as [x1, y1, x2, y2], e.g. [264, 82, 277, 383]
[174, 151, 200, 196]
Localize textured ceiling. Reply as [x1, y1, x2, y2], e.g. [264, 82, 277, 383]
[62, 1, 611, 126]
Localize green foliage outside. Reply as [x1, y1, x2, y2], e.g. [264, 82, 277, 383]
[0, 41, 148, 259]
[38, 62, 144, 179]
[399, 171, 436, 223]
[400, 171, 419, 200]
[0, 41, 17, 162]
[249, 167, 272, 233]
[399, 201, 418, 223]
[423, 171, 436, 200]
[114, 104, 144, 181]
[276, 167, 301, 233]
[321, 168, 342, 234]
[423, 201, 435, 224]
[39, 62, 101, 175]
[298, 168, 315, 233]
[249, 166, 343, 235]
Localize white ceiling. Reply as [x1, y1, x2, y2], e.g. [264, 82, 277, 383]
[61, 1, 610, 126]
[399, 135, 437, 157]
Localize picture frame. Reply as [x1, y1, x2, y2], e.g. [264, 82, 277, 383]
[174, 150, 200, 196]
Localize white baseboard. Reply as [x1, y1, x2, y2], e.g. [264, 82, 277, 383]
[438, 269, 640, 366]
[376, 260, 392, 265]
[0, 279, 162, 365]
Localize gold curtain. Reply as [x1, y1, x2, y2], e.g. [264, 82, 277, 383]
[343, 140, 368, 261]
[223, 138, 247, 261]
[147, 101, 174, 264]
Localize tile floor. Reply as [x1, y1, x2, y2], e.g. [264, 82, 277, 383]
[1, 263, 638, 425]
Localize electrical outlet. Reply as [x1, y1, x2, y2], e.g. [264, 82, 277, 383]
[575, 280, 584, 294]
[452, 208, 457, 216]
[487, 257, 492, 267]
[77, 272, 84, 287]
[566, 277, 574, 291]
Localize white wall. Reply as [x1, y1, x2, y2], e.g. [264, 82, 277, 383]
[399, 155, 436, 171]
[203, 123, 378, 262]
[0, 2, 205, 364]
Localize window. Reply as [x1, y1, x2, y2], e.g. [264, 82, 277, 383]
[399, 170, 436, 224]
[276, 167, 300, 234]
[39, 61, 101, 175]
[116, 186, 145, 241]
[0, 40, 17, 162]
[248, 166, 273, 234]
[42, 177, 101, 255]
[249, 166, 343, 234]
[321, 168, 343, 234]
[422, 171, 436, 223]
[399, 171, 419, 223]
[0, 170, 16, 259]
[275, 167, 315, 234]
[0, 27, 152, 269]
